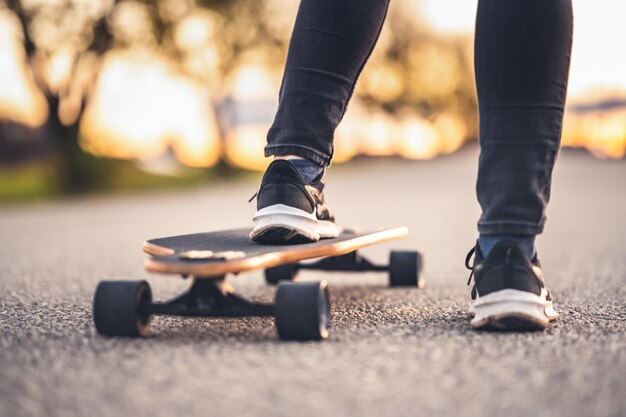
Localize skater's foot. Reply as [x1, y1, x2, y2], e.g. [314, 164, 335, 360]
[250, 159, 339, 244]
[465, 240, 558, 331]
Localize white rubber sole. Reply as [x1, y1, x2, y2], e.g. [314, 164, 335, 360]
[250, 204, 340, 242]
[471, 289, 558, 331]
[317, 219, 341, 239]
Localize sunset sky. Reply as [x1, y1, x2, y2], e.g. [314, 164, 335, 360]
[422, 0, 626, 98]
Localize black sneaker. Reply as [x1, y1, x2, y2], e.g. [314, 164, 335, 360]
[250, 160, 340, 244]
[465, 240, 558, 331]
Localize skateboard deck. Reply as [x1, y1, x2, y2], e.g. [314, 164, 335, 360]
[94, 226, 419, 340]
[144, 226, 408, 277]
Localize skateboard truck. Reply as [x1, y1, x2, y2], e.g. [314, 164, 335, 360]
[93, 277, 330, 341]
[265, 249, 424, 288]
[141, 278, 274, 318]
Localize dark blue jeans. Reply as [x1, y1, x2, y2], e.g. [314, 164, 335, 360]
[265, 0, 573, 236]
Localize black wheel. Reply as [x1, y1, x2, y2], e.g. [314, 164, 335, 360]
[275, 281, 330, 341]
[389, 250, 422, 287]
[265, 263, 299, 285]
[93, 280, 152, 337]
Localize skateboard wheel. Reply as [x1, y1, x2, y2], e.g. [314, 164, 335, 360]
[93, 280, 152, 337]
[275, 281, 330, 341]
[265, 264, 299, 285]
[389, 251, 422, 287]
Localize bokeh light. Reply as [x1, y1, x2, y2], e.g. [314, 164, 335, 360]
[0, 0, 624, 193]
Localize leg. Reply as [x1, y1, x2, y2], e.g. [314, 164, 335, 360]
[251, 0, 389, 244]
[468, 0, 573, 331]
[475, 0, 573, 244]
[265, 0, 390, 166]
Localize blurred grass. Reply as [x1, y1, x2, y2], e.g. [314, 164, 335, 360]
[0, 163, 58, 202]
[0, 159, 257, 204]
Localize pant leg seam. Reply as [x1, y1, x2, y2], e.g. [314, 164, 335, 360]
[480, 140, 560, 147]
[265, 144, 331, 165]
[479, 220, 541, 227]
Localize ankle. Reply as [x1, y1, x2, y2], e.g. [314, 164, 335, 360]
[478, 234, 536, 259]
[273, 155, 303, 161]
[274, 155, 325, 182]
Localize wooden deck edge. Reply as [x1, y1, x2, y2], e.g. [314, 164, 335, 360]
[143, 241, 175, 256]
[144, 226, 409, 278]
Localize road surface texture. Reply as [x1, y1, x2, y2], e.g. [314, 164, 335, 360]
[1, 146, 624, 417]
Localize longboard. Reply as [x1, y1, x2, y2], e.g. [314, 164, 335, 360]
[144, 226, 409, 277]
[93, 225, 422, 341]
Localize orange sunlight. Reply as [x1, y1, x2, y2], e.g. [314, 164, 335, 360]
[0, 10, 48, 128]
[80, 50, 221, 168]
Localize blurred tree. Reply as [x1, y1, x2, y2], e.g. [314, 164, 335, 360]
[359, 5, 476, 119]
[4, 0, 115, 191]
[1, 0, 292, 191]
[1, 0, 476, 193]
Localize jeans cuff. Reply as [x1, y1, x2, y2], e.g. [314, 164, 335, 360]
[264, 145, 331, 166]
[477, 220, 544, 236]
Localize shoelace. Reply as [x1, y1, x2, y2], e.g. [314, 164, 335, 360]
[247, 192, 258, 203]
[465, 246, 517, 286]
[465, 246, 476, 286]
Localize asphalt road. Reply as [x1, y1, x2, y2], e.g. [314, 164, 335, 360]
[1, 146, 624, 417]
